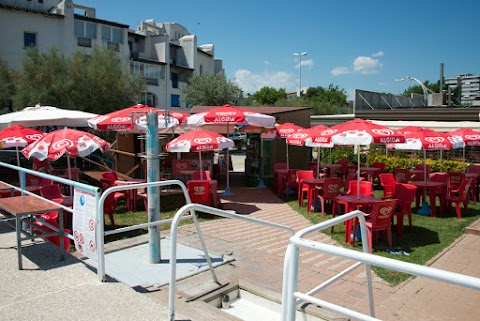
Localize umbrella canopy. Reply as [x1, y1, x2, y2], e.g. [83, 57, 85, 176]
[22, 128, 111, 161]
[185, 105, 275, 196]
[166, 129, 234, 180]
[87, 104, 165, 132]
[186, 104, 275, 128]
[0, 104, 98, 129]
[0, 125, 45, 169]
[0, 125, 45, 148]
[135, 110, 191, 131]
[273, 123, 305, 170]
[449, 128, 480, 147]
[394, 130, 464, 151]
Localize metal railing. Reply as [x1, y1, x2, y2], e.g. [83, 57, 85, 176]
[281, 209, 480, 321]
[168, 203, 295, 321]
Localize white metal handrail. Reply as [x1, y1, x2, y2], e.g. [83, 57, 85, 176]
[281, 210, 480, 321]
[168, 203, 295, 321]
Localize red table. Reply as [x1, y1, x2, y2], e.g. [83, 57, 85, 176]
[301, 178, 324, 212]
[318, 164, 342, 177]
[409, 180, 447, 218]
[359, 167, 382, 182]
[335, 195, 384, 243]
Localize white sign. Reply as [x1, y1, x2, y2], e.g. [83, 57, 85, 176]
[72, 188, 97, 261]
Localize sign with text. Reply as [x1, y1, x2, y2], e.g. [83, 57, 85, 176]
[72, 188, 97, 262]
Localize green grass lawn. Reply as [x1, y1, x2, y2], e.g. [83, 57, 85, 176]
[108, 187, 479, 286]
[286, 189, 480, 285]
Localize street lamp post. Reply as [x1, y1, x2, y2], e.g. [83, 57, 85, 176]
[294, 51, 307, 97]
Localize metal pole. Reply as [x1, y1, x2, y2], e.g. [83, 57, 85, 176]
[146, 111, 161, 263]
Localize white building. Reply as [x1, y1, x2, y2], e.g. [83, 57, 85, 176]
[0, 0, 224, 110]
[444, 74, 480, 106]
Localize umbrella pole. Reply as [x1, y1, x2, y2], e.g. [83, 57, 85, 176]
[222, 123, 234, 197]
[418, 148, 431, 215]
[256, 137, 267, 189]
[67, 157, 73, 196]
[463, 146, 466, 173]
[199, 152, 203, 180]
[286, 140, 290, 170]
[316, 148, 320, 179]
[357, 145, 360, 199]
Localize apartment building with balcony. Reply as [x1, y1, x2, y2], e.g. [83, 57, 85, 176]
[444, 73, 480, 106]
[0, 0, 223, 110]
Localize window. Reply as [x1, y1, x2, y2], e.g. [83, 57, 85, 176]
[24, 32, 36, 48]
[130, 62, 164, 85]
[75, 20, 96, 38]
[171, 72, 178, 88]
[171, 94, 180, 107]
[101, 25, 123, 43]
[139, 92, 158, 107]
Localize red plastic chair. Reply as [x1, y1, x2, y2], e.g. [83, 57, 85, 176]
[337, 159, 349, 178]
[101, 171, 119, 182]
[413, 164, 429, 180]
[347, 180, 373, 197]
[39, 184, 72, 207]
[341, 172, 357, 195]
[428, 173, 449, 216]
[447, 171, 465, 191]
[379, 173, 396, 199]
[33, 199, 71, 251]
[25, 174, 53, 194]
[393, 168, 411, 183]
[351, 199, 398, 253]
[296, 170, 314, 206]
[100, 177, 126, 208]
[445, 178, 473, 218]
[315, 177, 342, 216]
[192, 171, 211, 180]
[103, 192, 116, 228]
[392, 183, 417, 236]
[283, 169, 299, 199]
[187, 180, 213, 206]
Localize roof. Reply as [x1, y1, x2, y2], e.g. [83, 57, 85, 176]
[74, 14, 129, 28]
[0, 3, 63, 18]
[191, 106, 311, 115]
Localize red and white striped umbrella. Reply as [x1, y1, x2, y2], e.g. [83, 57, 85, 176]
[0, 125, 45, 148]
[166, 129, 234, 180]
[87, 104, 170, 132]
[0, 125, 45, 167]
[22, 128, 111, 161]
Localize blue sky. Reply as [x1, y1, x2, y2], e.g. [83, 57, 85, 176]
[79, 0, 479, 99]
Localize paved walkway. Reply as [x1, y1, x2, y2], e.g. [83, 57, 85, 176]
[1, 173, 479, 320]
[170, 174, 480, 320]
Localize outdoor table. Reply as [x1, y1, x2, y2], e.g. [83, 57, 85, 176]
[359, 167, 383, 182]
[319, 164, 342, 177]
[409, 180, 447, 218]
[114, 179, 147, 211]
[335, 194, 384, 244]
[179, 170, 197, 182]
[302, 178, 324, 212]
[0, 195, 64, 269]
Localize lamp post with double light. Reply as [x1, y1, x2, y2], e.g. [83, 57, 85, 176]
[294, 51, 307, 97]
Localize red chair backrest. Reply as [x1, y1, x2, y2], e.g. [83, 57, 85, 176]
[347, 165, 358, 175]
[457, 178, 473, 201]
[296, 170, 314, 183]
[337, 159, 349, 174]
[348, 180, 373, 196]
[192, 171, 211, 180]
[101, 171, 118, 182]
[285, 169, 298, 185]
[393, 168, 410, 183]
[379, 173, 396, 187]
[321, 177, 342, 198]
[39, 184, 63, 200]
[100, 177, 113, 190]
[447, 171, 465, 190]
[415, 164, 429, 173]
[343, 172, 356, 190]
[368, 199, 397, 229]
[392, 183, 417, 204]
[372, 162, 385, 172]
[468, 164, 480, 175]
[187, 181, 212, 205]
[64, 168, 80, 181]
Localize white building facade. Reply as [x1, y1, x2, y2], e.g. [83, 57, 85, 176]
[444, 74, 480, 106]
[0, 0, 224, 110]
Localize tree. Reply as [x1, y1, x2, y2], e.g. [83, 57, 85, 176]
[13, 47, 145, 114]
[252, 86, 287, 105]
[182, 73, 240, 106]
[0, 59, 16, 111]
[307, 84, 349, 115]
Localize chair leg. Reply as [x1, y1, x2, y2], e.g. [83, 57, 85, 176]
[387, 226, 392, 250]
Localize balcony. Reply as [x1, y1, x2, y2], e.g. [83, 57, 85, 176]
[107, 41, 120, 52]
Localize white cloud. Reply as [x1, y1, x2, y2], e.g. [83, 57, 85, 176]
[353, 56, 382, 74]
[331, 66, 351, 76]
[234, 69, 292, 94]
[372, 51, 384, 57]
[294, 59, 314, 69]
[264, 60, 271, 65]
